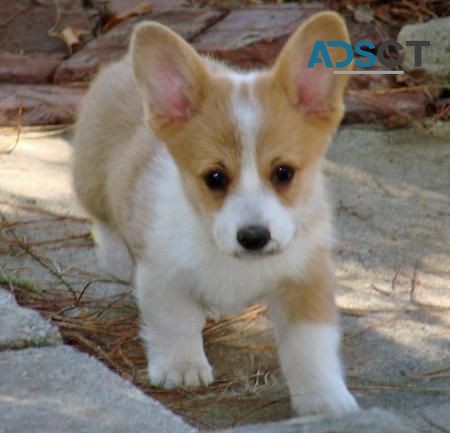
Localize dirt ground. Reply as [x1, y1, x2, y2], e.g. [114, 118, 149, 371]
[0, 123, 449, 431]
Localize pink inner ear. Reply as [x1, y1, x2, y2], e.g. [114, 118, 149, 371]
[149, 54, 193, 122]
[295, 60, 333, 114]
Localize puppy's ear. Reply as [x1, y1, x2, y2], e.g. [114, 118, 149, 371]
[272, 12, 352, 118]
[130, 22, 209, 127]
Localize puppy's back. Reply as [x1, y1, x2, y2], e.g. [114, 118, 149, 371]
[73, 56, 144, 223]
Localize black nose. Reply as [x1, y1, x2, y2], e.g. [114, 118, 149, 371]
[237, 225, 271, 251]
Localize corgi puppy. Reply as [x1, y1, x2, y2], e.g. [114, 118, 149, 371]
[73, 11, 358, 416]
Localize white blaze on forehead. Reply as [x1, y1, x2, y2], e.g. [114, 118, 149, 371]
[229, 73, 263, 192]
[212, 73, 297, 255]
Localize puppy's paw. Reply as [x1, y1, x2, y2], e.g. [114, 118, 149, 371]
[148, 359, 213, 389]
[292, 386, 358, 417]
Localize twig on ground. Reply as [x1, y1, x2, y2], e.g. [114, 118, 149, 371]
[344, 315, 400, 340]
[0, 200, 88, 222]
[3, 233, 91, 251]
[370, 173, 396, 198]
[64, 330, 124, 372]
[1, 217, 61, 229]
[0, 100, 23, 155]
[47, 0, 61, 39]
[409, 260, 419, 303]
[336, 200, 372, 222]
[203, 304, 267, 337]
[74, 278, 123, 306]
[401, 363, 450, 380]
[231, 396, 290, 426]
[371, 284, 391, 296]
[8, 229, 78, 299]
[339, 306, 410, 316]
[421, 414, 450, 433]
[349, 383, 449, 394]
[392, 264, 403, 290]
[24, 232, 91, 248]
[403, 260, 447, 310]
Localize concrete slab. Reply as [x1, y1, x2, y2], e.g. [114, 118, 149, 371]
[218, 408, 417, 433]
[423, 403, 450, 433]
[0, 345, 197, 433]
[0, 288, 61, 350]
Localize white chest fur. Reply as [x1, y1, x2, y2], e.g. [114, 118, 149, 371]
[137, 148, 332, 314]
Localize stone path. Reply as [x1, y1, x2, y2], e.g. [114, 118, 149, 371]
[0, 345, 197, 433]
[0, 124, 448, 432]
[0, 288, 61, 350]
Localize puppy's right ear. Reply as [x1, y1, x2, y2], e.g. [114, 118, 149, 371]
[130, 22, 209, 128]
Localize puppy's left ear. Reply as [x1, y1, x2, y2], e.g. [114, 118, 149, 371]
[130, 22, 209, 128]
[273, 12, 352, 119]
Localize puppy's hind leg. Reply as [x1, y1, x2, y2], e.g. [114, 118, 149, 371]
[93, 221, 134, 282]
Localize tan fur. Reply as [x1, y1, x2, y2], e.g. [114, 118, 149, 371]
[156, 76, 243, 215]
[276, 247, 338, 324]
[254, 73, 333, 208]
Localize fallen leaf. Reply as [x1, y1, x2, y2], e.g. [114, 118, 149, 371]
[61, 27, 80, 54]
[102, 2, 152, 33]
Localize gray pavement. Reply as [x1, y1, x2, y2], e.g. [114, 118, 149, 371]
[217, 408, 417, 433]
[0, 288, 61, 349]
[0, 346, 197, 433]
[0, 123, 449, 432]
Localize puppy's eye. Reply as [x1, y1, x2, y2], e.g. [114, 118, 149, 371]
[204, 169, 229, 191]
[272, 165, 295, 186]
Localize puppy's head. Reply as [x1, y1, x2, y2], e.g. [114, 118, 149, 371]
[131, 12, 351, 258]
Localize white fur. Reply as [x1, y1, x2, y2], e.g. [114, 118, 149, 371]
[93, 221, 134, 282]
[139, 143, 332, 314]
[136, 263, 213, 388]
[212, 74, 297, 257]
[269, 297, 358, 415]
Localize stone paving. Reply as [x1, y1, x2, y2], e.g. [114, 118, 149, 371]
[1, 1, 447, 128]
[0, 288, 61, 350]
[0, 345, 197, 433]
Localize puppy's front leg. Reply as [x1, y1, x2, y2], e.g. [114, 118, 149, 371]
[269, 251, 358, 416]
[136, 262, 213, 389]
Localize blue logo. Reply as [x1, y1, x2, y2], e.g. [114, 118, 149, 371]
[307, 40, 430, 75]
